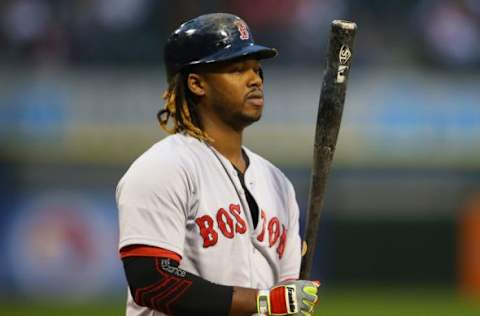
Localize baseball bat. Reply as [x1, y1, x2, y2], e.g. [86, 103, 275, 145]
[299, 20, 357, 280]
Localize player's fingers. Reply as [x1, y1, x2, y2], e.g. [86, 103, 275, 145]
[303, 283, 318, 301]
[302, 282, 320, 311]
[302, 292, 318, 305]
[302, 296, 319, 311]
[303, 293, 319, 304]
[300, 292, 317, 313]
[302, 298, 315, 311]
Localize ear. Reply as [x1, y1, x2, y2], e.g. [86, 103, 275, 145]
[187, 73, 206, 97]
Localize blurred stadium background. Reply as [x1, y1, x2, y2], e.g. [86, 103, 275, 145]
[1, 0, 480, 315]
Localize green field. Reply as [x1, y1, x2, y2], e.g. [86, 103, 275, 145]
[1, 286, 478, 316]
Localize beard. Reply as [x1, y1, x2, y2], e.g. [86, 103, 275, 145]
[211, 98, 263, 131]
[231, 109, 262, 129]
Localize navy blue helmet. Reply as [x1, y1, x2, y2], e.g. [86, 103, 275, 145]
[164, 13, 277, 81]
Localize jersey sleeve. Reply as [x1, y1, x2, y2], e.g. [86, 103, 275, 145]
[279, 180, 302, 281]
[116, 153, 195, 257]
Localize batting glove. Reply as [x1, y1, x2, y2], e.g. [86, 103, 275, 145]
[256, 280, 320, 316]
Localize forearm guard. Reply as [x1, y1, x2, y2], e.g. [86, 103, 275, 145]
[122, 256, 233, 316]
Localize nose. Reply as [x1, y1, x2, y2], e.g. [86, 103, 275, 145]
[247, 68, 263, 88]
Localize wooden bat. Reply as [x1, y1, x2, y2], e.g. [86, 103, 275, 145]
[299, 20, 357, 279]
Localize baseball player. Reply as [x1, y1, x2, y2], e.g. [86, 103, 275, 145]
[116, 13, 320, 316]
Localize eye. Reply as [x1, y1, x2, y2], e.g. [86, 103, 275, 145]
[231, 65, 244, 73]
[226, 62, 243, 73]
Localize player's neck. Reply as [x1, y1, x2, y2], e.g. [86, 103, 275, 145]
[203, 121, 246, 172]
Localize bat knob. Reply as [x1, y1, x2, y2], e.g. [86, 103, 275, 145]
[332, 20, 357, 31]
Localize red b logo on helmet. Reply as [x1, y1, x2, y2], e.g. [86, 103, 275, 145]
[234, 21, 249, 40]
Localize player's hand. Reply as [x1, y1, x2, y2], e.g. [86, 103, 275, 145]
[256, 280, 320, 316]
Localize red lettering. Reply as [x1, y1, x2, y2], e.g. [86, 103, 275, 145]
[217, 208, 235, 239]
[195, 215, 218, 248]
[268, 217, 281, 247]
[234, 21, 250, 40]
[277, 225, 287, 259]
[257, 210, 267, 242]
[229, 204, 247, 234]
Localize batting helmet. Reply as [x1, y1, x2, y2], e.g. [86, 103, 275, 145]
[164, 13, 278, 81]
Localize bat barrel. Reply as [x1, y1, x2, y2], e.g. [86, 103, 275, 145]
[299, 20, 357, 280]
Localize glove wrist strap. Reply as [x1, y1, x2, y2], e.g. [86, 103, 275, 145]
[257, 289, 270, 316]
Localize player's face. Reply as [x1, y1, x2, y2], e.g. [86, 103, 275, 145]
[198, 58, 264, 130]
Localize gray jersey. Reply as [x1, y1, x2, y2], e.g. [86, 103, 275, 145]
[117, 133, 301, 316]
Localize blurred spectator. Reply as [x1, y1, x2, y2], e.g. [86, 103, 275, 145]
[288, 0, 347, 64]
[2, 0, 50, 45]
[60, 0, 99, 62]
[465, 0, 480, 16]
[95, 0, 150, 31]
[2, 0, 52, 60]
[228, 0, 297, 28]
[65, 0, 157, 64]
[0, 0, 478, 67]
[413, 0, 480, 67]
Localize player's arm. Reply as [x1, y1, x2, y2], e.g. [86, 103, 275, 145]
[121, 245, 255, 316]
[278, 181, 303, 282]
[121, 245, 319, 316]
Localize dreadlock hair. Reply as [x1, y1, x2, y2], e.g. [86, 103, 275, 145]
[157, 71, 213, 142]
